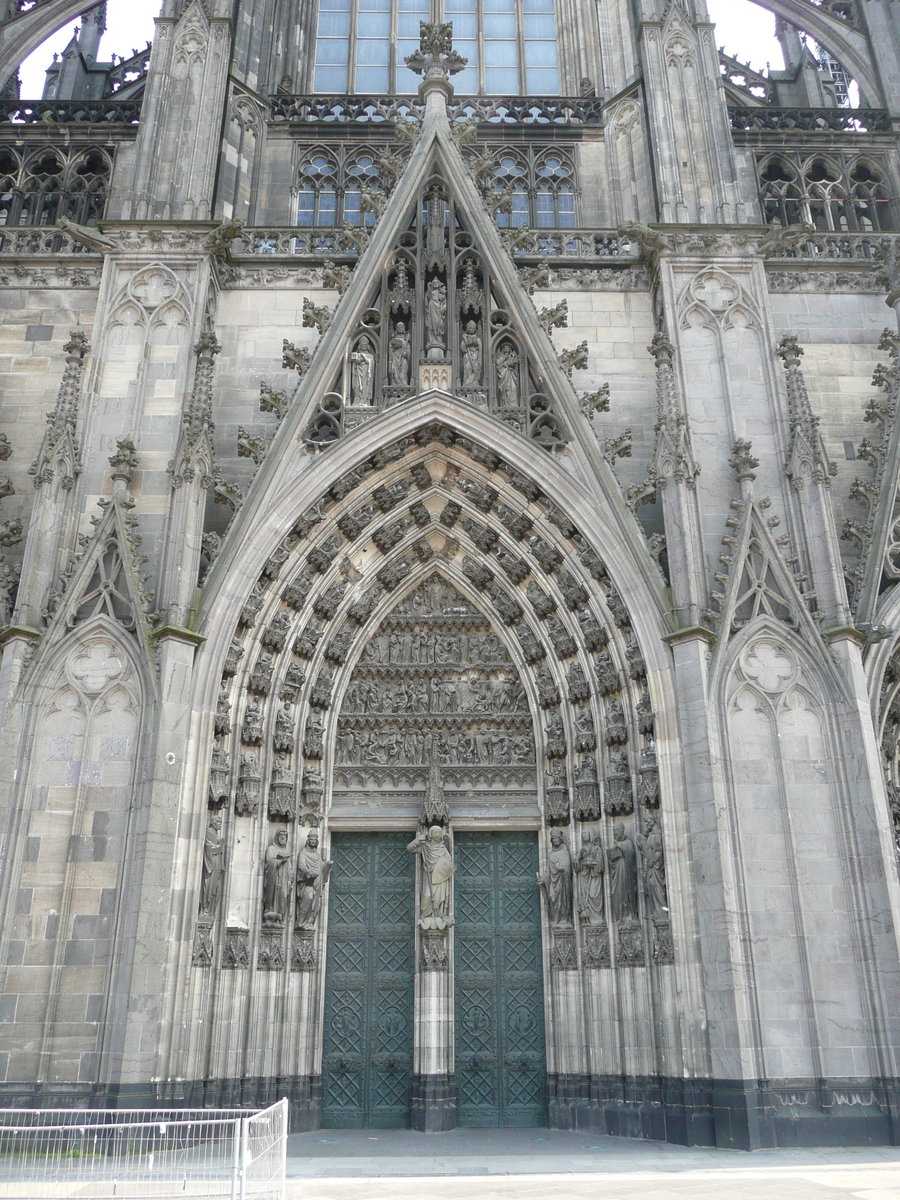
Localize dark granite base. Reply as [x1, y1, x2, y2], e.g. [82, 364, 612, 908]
[547, 1074, 900, 1149]
[410, 1073, 457, 1132]
[0, 1074, 896, 1146]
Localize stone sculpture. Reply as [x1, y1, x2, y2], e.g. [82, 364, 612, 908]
[496, 343, 520, 409]
[461, 320, 482, 387]
[638, 815, 668, 920]
[350, 337, 375, 404]
[407, 824, 454, 924]
[574, 828, 605, 926]
[262, 828, 292, 925]
[294, 829, 333, 930]
[537, 828, 573, 926]
[199, 813, 225, 919]
[389, 322, 411, 386]
[425, 278, 447, 352]
[607, 821, 638, 923]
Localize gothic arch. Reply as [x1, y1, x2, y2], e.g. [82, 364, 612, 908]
[715, 614, 890, 1085]
[165, 397, 698, 1093]
[0, 615, 149, 1090]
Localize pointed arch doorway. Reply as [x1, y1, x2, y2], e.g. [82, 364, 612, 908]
[321, 571, 547, 1127]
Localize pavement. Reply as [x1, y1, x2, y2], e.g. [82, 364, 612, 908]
[284, 1127, 900, 1199]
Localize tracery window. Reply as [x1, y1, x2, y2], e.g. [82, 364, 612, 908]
[470, 144, 578, 228]
[0, 146, 111, 227]
[312, 0, 559, 95]
[296, 146, 383, 226]
[757, 152, 895, 232]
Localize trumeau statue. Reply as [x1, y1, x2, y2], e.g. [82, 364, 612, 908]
[350, 336, 375, 404]
[294, 829, 333, 931]
[262, 828, 292, 926]
[537, 828, 573, 926]
[607, 820, 638, 923]
[574, 828, 605, 926]
[408, 824, 454, 927]
[199, 813, 225, 919]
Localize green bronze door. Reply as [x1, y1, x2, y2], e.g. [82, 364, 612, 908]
[322, 833, 415, 1127]
[454, 832, 547, 1126]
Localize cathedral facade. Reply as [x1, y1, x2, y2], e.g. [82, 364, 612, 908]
[0, 0, 899, 1148]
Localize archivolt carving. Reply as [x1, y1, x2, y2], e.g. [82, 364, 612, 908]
[202, 420, 672, 968]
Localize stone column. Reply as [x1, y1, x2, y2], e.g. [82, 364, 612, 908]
[409, 816, 456, 1132]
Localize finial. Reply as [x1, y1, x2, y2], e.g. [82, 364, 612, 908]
[404, 22, 467, 106]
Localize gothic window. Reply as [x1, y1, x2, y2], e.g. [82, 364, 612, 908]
[757, 152, 895, 232]
[296, 146, 385, 226]
[296, 151, 338, 226]
[312, 0, 559, 95]
[481, 144, 578, 228]
[0, 144, 111, 228]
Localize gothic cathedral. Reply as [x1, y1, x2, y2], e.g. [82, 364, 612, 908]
[0, 0, 899, 1149]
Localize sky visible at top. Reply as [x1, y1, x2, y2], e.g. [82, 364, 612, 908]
[17, 0, 783, 98]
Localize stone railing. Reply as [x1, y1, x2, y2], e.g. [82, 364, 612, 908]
[729, 106, 891, 133]
[0, 99, 142, 125]
[0, 227, 98, 255]
[765, 232, 885, 262]
[228, 225, 635, 261]
[269, 93, 603, 126]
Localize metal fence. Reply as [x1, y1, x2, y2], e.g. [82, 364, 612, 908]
[0, 1098, 288, 1198]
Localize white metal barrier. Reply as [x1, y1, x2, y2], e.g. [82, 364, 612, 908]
[0, 1099, 288, 1198]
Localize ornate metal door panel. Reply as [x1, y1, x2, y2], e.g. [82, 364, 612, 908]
[455, 832, 546, 1126]
[322, 833, 415, 1127]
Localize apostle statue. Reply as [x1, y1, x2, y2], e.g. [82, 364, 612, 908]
[607, 821, 638, 923]
[573, 828, 605, 926]
[407, 824, 454, 924]
[388, 321, 411, 386]
[199, 813, 225, 919]
[262, 828, 292, 925]
[536, 828, 573, 926]
[294, 829, 333, 931]
[496, 342, 520, 409]
[350, 336, 375, 404]
[461, 321, 482, 388]
[425, 279, 447, 353]
[638, 815, 668, 920]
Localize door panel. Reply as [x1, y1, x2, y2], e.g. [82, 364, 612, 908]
[454, 831, 546, 1127]
[322, 833, 415, 1127]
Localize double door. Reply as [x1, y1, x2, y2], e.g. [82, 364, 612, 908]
[454, 832, 547, 1126]
[322, 831, 546, 1127]
[322, 834, 415, 1127]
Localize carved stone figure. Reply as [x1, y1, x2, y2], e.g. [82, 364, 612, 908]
[574, 829, 605, 926]
[199, 813, 225, 918]
[407, 824, 454, 923]
[350, 336, 375, 404]
[537, 829, 573, 926]
[294, 829, 333, 930]
[461, 320, 482, 387]
[262, 828, 292, 925]
[496, 343, 520, 409]
[607, 821, 638, 923]
[388, 321, 411, 386]
[425, 278, 447, 352]
[638, 815, 668, 920]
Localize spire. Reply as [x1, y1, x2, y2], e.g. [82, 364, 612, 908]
[30, 332, 89, 492]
